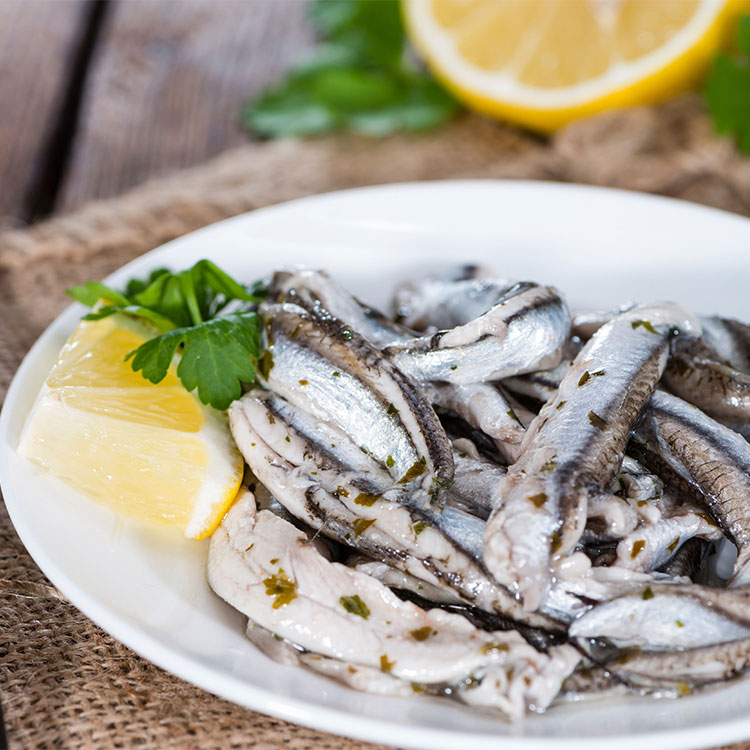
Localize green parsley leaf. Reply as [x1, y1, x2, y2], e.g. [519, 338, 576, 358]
[128, 313, 261, 411]
[706, 14, 750, 153]
[242, 0, 460, 138]
[67, 260, 266, 411]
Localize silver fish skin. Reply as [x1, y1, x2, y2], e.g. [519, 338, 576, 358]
[569, 583, 750, 652]
[659, 537, 712, 579]
[570, 304, 636, 340]
[633, 390, 750, 583]
[613, 510, 723, 573]
[391, 269, 509, 332]
[596, 638, 750, 693]
[424, 381, 525, 459]
[483, 303, 699, 611]
[259, 300, 453, 496]
[229, 392, 563, 633]
[446, 448, 507, 521]
[269, 269, 413, 348]
[700, 315, 750, 373]
[208, 489, 578, 719]
[386, 282, 571, 385]
[662, 335, 750, 427]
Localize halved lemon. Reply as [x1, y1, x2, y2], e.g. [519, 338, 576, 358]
[18, 314, 244, 539]
[404, 0, 742, 132]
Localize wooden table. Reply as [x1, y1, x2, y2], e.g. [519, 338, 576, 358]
[0, 0, 313, 230]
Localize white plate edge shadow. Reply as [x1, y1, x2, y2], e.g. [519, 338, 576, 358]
[2, 180, 750, 750]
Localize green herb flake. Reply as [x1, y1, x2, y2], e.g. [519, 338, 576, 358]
[450, 365, 458, 371]
[244, 543, 254, 552]
[631, 320, 658, 334]
[550, 530, 562, 554]
[398, 456, 427, 484]
[480, 641, 510, 655]
[410, 626, 435, 641]
[667, 537, 680, 554]
[676, 620, 684, 628]
[413, 521, 429, 535]
[588, 410, 607, 430]
[263, 569, 297, 609]
[336, 486, 350, 498]
[340, 594, 371, 619]
[556, 400, 567, 410]
[528, 492, 548, 508]
[507, 407, 520, 424]
[269, 558, 279, 564]
[385, 455, 395, 468]
[353, 492, 379, 507]
[380, 654, 396, 673]
[630, 540, 646, 559]
[332, 370, 341, 377]
[592, 369, 606, 377]
[578, 370, 591, 387]
[642, 586, 655, 600]
[298, 379, 309, 386]
[257, 349, 274, 380]
[386, 403, 399, 416]
[678, 682, 691, 696]
[285, 435, 291, 443]
[540, 460, 557, 473]
[353, 517, 376, 537]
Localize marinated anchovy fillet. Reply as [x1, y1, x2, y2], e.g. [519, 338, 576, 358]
[570, 584, 750, 653]
[424, 381, 525, 459]
[385, 282, 571, 385]
[447, 449, 507, 520]
[391, 266, 504, 331]
[700, 315, 750, 373]
[269, 269, 411, 348]
[633, 390, 750, 584]
[229, 392, 562, 633]
[659, 537, 712, 579]
[259, 300, 453, 495]
[597, 639, 750, 694]
[663, 335, 750, 429]
[614, 508, 722, 573]
[483, 303, 698, 610]
[208, 491, 579, 719]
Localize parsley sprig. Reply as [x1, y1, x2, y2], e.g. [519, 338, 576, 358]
[67, 260, 266, 411]
[706, 14, 750, 153]
[243, 0, 460, 138]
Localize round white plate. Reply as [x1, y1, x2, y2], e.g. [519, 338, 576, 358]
[2, 181, 750, 750]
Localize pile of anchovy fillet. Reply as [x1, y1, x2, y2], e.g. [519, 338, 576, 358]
[207, 266, 750, 720]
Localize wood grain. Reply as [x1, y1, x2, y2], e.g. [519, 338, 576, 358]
[0, 0, 88, 229]
[58, 0, 314, 212]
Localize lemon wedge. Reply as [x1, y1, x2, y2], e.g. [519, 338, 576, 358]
[404, 0, 741, 132]
[18, 314, 244, 539]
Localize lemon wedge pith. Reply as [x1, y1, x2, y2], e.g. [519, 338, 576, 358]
[19, 315, 244, 540]
[404, 0, 742, 132]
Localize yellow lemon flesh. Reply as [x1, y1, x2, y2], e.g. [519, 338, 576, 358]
[404, 0, 742, 132]
[19, 315, 244, 540]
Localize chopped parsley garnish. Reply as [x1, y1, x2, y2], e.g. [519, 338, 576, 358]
[340, 594, 371, 619]
[263, 569, 297, 609]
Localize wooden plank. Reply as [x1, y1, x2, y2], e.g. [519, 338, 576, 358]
[58, 0, 314, 211]
[0, 0, 88, 228]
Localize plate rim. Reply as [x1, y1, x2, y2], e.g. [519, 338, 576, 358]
[3, 178, 750, 750]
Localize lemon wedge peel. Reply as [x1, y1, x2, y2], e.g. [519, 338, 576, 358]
[404, 0, 743, 132]
[18, 314, 244, 541]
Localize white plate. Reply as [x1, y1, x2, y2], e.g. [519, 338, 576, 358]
[3, 181, 750, 750]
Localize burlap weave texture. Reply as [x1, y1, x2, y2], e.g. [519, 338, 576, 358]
[1, 94, 749, 749]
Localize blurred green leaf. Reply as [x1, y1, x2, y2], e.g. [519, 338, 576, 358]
[706, 14, 750, 153]
[242, 0, 461, 139]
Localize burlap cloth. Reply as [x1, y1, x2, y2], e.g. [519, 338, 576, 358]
[2, 94, 750, 749]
